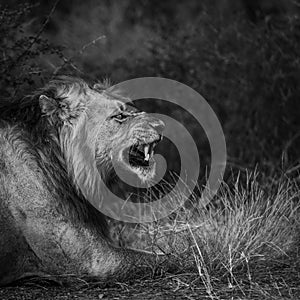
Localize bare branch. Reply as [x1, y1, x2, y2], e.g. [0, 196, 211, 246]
[5, 0, 60, 72]
[52, 35, 106, 76]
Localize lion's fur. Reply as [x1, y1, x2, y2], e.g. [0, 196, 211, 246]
[0, 78, 109, 235]
[0, 77, 167, 285]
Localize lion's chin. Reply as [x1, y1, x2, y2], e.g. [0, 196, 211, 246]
[127, 162, 156, 183]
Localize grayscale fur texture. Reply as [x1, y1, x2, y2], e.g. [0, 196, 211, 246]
[0, 76, 168, 285]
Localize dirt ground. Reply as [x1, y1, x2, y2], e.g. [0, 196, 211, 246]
[1, 279, 300, 300]
[1, 260, 300, 300]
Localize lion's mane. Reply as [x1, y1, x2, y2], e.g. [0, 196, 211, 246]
[0, 77, 110, 237]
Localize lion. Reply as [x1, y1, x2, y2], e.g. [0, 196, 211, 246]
[0, 76, 169, 285]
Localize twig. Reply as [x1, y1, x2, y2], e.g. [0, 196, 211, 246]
[285, 163, 300, 175]
[5, 0, 60, 72]
[78, 35, 106, 56]
[31, 0, 60, 45]
[52, 35, 106, 76]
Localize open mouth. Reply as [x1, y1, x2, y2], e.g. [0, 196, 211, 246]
[118, 134, 163, 181]
[128, 141, 158, 168]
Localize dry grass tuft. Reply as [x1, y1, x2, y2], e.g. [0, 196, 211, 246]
[115, 171, 300, 293]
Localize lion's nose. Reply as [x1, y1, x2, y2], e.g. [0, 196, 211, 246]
[150, 118, 165, 134]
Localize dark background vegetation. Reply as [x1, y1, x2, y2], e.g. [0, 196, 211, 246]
[1, 0, 300, 183]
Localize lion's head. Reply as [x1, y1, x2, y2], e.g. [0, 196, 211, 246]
[37, 77, 164, 204]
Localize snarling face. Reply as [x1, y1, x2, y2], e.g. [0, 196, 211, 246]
[90, 90, 165, 183]
[38, 78, 165, 185]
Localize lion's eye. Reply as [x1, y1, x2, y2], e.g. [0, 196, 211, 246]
[113, 113, 128, 121]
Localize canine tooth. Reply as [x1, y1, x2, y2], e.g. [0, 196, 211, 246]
[145, 153, 150, 161]
[144, 145, 149, 157]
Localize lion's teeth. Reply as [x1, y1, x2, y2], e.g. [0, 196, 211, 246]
[145, 153, 150, 161]
[144, 145, 149, 158]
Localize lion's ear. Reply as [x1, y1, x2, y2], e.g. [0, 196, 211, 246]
[39, 95, 58, 115]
